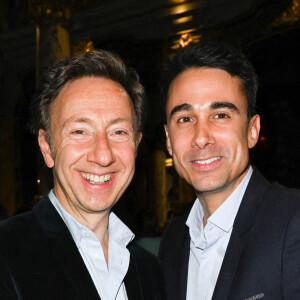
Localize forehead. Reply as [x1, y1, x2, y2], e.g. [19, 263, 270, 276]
[50, 76, 134, 121]
[166, 67, 246, 112]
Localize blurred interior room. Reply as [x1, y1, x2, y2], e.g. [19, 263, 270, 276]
[0, 0, 299, 241]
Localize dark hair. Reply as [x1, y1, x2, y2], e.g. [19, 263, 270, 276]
[30, 49, 144, 143]
[162, 42, 258, 119]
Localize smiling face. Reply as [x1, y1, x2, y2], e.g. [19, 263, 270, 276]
[165, 68, 260, 203]
[38, 76, 141, 221]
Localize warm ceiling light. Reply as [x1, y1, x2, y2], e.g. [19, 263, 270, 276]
[163, 1, 204, 17]
[170, 30, 202, 50]
[173, 15, 193, 24]
[171, 3, 193, 14]
[168, 0, 186, 3]
[84, 41, 94, 52]
[165, 158, 173, 167]
[179, 33, 193, 47]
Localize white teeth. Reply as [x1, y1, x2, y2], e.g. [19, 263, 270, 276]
[81, 172, 112, 184]
[194, 157, 221, 165]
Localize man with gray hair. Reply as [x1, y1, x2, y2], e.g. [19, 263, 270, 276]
[0, 50, 165, 300]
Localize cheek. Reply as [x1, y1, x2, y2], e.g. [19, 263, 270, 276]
[54, 141, 87, 167]
[235, 128, 251, 151]
[222, 130, 250, 163]
[171, 134, 188, 158]
[115, 143, 136, 167]
[168, 127, 185, 150]
[217, 126, 247, 147]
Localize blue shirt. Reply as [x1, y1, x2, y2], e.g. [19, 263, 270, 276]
[49, 190, 134, 300]
[186, 167, 253, 300]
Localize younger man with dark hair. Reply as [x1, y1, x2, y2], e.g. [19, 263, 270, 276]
[159, 42, 300, 300]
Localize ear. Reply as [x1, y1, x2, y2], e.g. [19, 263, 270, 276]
[135, 132, 143, 154]
[136, 131, 142, 145]
[38, 129, 54, 168]
[248, 114, 260, 149]
[164, 124, 173, 156]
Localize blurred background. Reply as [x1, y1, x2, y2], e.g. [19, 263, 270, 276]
[0, 0, 299, 241]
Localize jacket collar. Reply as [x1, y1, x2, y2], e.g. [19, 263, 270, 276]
[33, 195, 144, 300]
[212, 168, 271, 300]
[33, 196, 101, 300]
[167, 213, 190, 300]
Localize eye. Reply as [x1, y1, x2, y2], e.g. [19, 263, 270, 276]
[214, 113, 229, 119]
[178, 116, 193, 123]
[73, 130, 85, 134]
[114, 130, 126, 135]
[109, 128, 131, 142]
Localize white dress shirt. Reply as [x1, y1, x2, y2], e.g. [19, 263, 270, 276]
[49, 190, 134, 300]
[186, 167, 253, 300]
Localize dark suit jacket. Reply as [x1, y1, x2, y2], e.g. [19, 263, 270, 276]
[0, 195, 166, 300]
[159, 168, 300, 300]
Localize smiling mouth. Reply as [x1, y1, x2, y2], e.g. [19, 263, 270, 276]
[81, 172, 112, 184]
[193, 157, 221, 165]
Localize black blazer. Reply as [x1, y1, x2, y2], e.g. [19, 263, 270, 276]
[0, 196, 166, 300]
[159, 168, 300, 300]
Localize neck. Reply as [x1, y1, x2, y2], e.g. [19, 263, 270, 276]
[197, 194, 223, 226]
[69, 208, 110, 263]
[53, 189, 110, 262]
[196, 167, 250, 225]
[82, 214, 110, 264]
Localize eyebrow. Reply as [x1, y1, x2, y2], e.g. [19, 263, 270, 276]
[62, 117, 90, 128]
[110, 117, 132, 125]
[63, 116, 132, 128]
[169, 103, 193, 118]
[169, 101, 240, 118]
[210, 101, 240, 113]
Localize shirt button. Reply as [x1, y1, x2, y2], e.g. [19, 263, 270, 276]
[91, 252, 99, 259]
[84, 232, 91, 238]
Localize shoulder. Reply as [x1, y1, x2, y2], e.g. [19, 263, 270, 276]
[128, 242, 166, 299]
[249, 168, 300, 215]
[266, 183, 300, 231]
[128, 242, 161, 269]
[160, 212, 189, 245]
[268, 185, 300, 291]
[0, 210, 37, 239]
[158, 212, 190, 263]
[164, 212, 189, 234]
[0, 211, 42, 296]
[264, 182, 300, 213]
[242, 178, 300, 258]
[0, 210, 43, 263]
[0, 194, 52, 234]
[0, 196, 56, 258]
[269, 182, 300, 199]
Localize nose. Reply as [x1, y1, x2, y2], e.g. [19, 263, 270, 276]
[87, 134, 115, 167]
[192, 120, 215, 149]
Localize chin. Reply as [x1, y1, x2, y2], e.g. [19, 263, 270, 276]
[193, 179, 225, 193]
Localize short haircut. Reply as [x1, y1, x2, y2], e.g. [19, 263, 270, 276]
[162, 42, 258, 119]
[30, 50, 144, 144]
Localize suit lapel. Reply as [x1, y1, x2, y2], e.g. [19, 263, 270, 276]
[177, 224, 190, 300]
[212, 169, 271, 300]
[160, 213, 190, 300]
[166, 214, 190, 300]
[212, 228, 246, 300]
[50, 233, 100, 300]
[33, 196, 100, 300]
[124, 254, 143, 299]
